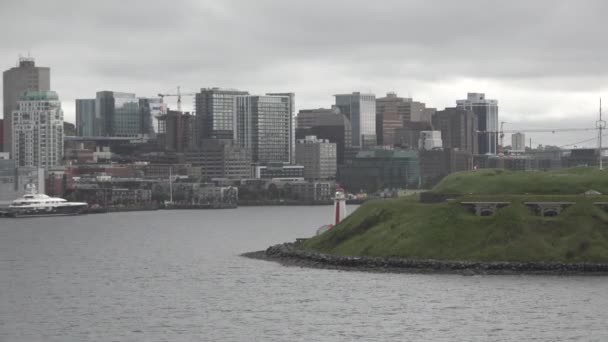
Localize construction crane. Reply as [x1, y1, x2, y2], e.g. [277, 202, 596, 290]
[479, 126, 598, 154]
[479, 127, 596, 134]
[499, 121, 507, 154]
[158, 86, 196, 112]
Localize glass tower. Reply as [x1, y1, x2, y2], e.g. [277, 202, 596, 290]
[76, 99, 95, 136]
[95, 91, 140, 137]
[195, 88, 249, 144]
[334, 92, 376, 148]
[235, 95, 292, 164]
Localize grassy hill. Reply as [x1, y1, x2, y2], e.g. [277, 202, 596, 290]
[303, 168, 608, 263]
[431, 167, 608, 195]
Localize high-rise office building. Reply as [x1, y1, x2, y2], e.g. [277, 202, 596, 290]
[376, 92, 412, 146]
[432, 107, 478, 154]
[267, 92, 295, 164]
[296, 135, 337, 180]
[194, 88, 249, 143]
[76, 99, 95, 136]
[157, 110, 196, 152]
[235, 95, 292, 164]
[335, 92, 376, 148]
[139, 98, 163, 139]
[512, 132, 526, 152]
[3, 57, 51, 153]
[296, 107, 352, 165]
[0, 119, 4, 153]
[456, 93, 498, 155]
[95, 91, 140, 137]
[11, 91, 63, 168]
[186, 139, 252, 180]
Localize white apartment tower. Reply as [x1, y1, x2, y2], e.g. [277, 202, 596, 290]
[12, 91, 64, 168]
[511, 132, 526, 152]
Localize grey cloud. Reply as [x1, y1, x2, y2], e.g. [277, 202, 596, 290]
[1, 0, 608, 146]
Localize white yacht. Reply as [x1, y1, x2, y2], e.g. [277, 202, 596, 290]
[7, 184, 88, 217]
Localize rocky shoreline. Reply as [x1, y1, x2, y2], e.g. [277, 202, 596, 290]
[242, 242, 608, 276]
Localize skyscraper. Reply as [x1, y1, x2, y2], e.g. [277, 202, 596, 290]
[157, 110, 196, 152]
[95, 91, 140, 137]
[432, 107, 478, 154]
[456, 93, 498, 155]
[0, 119, 4, 152]
[235, 95, 292, 164]
[295, 107, 352, 165]
[267, 92, 295, 164]
[376, 92, 411, 146]
[11, 91, 63, 168]
[512, 132, 526, 152]
[335, 92, 376, 148]
[138, 97, 163, 138]
[76, 99, 95, 136]
[194, 88, 249, 143]
[3, 57, 51, 153]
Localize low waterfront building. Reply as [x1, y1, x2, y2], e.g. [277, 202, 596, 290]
[338, 149, 420, 193]
[254, 163, 304, 180]
[140, 163, 191, 179]
[419, 149, 472, 187]
[288, 181, 334, 202]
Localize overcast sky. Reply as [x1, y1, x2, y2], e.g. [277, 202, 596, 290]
[1, 0, 607, 147]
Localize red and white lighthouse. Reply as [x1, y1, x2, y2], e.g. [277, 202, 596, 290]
[316, 187, 349, 236]
[333, 187, 347, 226]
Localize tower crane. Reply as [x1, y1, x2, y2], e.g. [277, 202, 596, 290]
[479, 126, 598, 154]
[499, 121, 507, 154]
[158, 86, 196, 112]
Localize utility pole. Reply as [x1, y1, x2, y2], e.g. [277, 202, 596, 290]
[598, 98, 605, 170]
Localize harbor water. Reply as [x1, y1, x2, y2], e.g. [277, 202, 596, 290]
[1, 206, 607, 341]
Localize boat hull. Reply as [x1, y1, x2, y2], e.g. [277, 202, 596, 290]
[7, 204, 88, 218]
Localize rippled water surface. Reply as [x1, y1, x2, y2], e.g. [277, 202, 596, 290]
[1, 206, 607, 341]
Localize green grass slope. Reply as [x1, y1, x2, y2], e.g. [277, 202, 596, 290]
[304, 168, 608, 263]
[432, 167, 608, 195]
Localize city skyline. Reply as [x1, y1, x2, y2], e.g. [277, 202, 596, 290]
[1, 0, 607, 147]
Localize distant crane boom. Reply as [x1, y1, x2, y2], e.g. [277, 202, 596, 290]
[479, 127, 596, 134]
[158, 86, 196, 112]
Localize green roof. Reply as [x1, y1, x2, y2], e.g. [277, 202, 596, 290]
[21, 91, 59, 101]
